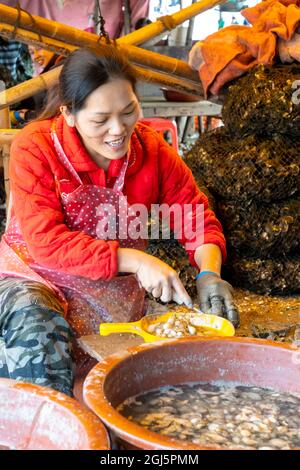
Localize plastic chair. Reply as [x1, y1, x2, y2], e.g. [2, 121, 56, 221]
[140, 117, 179, 152]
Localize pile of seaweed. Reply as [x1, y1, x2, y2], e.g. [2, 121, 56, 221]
[222, 64, 300, 138]
[223, 256, 300, 295]
[217, 196, 300, 258]
[184, 64, 300, 295]
[185, 128, 299, 202]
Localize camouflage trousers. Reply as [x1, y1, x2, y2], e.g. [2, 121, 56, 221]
[0, 277, 74, 396]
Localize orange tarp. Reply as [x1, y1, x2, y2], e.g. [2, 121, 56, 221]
[198, 0, 300, 96]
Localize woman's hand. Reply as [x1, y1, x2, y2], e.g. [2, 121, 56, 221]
[196, 273, 240, 327]
[118, 248, 191, 305]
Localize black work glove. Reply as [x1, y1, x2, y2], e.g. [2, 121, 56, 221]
[196, 273, 240, 327]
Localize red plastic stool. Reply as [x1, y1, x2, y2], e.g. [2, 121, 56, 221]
[140, 117, 179, 152]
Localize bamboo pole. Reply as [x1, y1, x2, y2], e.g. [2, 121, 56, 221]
[0, 23, 76, 57]
[0, 129, 20, 145]
[0, 20, 199, 84]
[0, 63, 202, 110]
[0, 3, 104, 48]
[0, 64, 61, 110]
[0, 0, 225, 47]
[0, 24, 202, 109]
[133, 65, 202, 97]
[0, 108, 10, 129]
[118, 0, 227, 45]
[0, 0, 226, 108]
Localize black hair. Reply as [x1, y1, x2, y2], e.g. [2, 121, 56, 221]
[38, 47, 136, 120]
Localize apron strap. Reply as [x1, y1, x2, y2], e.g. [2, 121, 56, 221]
[51, 120, 83, 186]
[51, 118, 134, 192]
[112, 144, 135, 192]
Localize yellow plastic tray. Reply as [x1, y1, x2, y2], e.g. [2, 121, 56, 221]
[99, 311, 235, 342]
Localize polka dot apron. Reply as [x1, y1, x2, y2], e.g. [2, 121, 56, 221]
[0, 123, 146, 337]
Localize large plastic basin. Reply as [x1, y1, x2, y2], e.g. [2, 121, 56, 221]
[83, 337, 300, 450]
[0, 379, 110, 450]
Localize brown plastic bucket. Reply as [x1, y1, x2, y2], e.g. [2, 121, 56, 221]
[0, 379, 110, 450]
[83, 337, 300, 450]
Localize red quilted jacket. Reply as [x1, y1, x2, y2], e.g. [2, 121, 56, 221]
[8, 115, 226, 280]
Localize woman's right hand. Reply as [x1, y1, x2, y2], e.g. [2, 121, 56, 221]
[118, 248, 192, 306]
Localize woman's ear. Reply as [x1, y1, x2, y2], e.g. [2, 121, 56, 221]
[60, 106, 75, 127]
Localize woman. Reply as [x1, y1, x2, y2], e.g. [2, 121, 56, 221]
[0, 48, 239, 397]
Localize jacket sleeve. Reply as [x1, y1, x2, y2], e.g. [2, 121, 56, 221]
[9, 138, 119, 280]
[157, 135, 227, 267]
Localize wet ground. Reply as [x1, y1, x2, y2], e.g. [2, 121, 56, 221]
[233, 289, 300, 342]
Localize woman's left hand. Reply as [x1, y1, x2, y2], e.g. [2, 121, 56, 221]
[196, 273, 240, 327]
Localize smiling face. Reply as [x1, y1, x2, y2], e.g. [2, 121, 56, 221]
[29, 46, 54, 72]
[65, 78, 140, 169]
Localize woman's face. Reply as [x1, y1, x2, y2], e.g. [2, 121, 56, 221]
[29, 46, 54, 72]
[72, 78, 140, 166]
